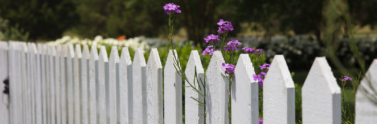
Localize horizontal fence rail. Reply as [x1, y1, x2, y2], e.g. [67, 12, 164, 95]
[0, 41, 376, 124]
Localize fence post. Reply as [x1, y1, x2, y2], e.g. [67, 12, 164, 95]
[81, 45, 90, 124]
[146, 48, 163, 124]
[184, 50, 204, 124]
[302, 57, 341, 124]
[60, 44, 68, 124]
[132, 48, 147, 124]
[67, 45, 75, 124]
[355, 59, 377, 124]
[89, 45, 99, 124]
[98, 46, 108, 124]
[119, 47, 132, 124]
[108, 46, 119, 124]
[164, 50, 182, 124]
[232, 54, 258, 124]
[263, 55, 295, 124]
[205, 51, 229, 124]
[55, 45, 62, 124]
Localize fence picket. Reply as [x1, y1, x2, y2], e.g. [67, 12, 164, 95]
[132, 48, 147, 124]
[263, 55, 295, 124]
[232, 54, 258, 124]
[35, 43, 43, 124]
[55, 45, 62, 124]
[302, 57, 341, 124]
[28, 43, 37, 124]
[49, 45, 57, 124]
[74, 44, 82, 124]
[0, 41, 9, 124]
[146, 48, 163, 124]
[89, 45, 99, 124]
[67, 45, 75, 124]
[184, 50, 204, 124]
[205, 51, 229, 124]
[60, 45, 68, 124]
[98, 46, 108, 124]
[81, 45, 90, 124]
[20, 43, 29, 124]
[8, 42, 16, 124]
[119, 47, 132, 124]
[108, 46, 119, 124]
[355, 59, 377, 124]
[40, 44, 48, 124]
[164, 50, 182, 124]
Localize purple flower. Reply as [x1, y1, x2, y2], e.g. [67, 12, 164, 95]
[163, 3, 181, 14]
[253, 72, 266, 87]
[222, 63, 235, 74]
[259, 118, 263, 124]
[256, 49, 263, 57]
[217, 19, 234, 34]
[202, 45, 215, 55]
[259, 64, 271, 70]
[242, 47, 256, 54]
[339, 76, 352, 82]
[224, 40, 242, 51]
[204, 34, 220, 44]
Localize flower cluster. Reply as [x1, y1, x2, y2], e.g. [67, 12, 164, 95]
[259, 118, 263, 124]
[222, 63, 235, 74]
[259, 64, 270, 71]
[253, 72, 266, 87]
[242, 47, 255, 53]
[204, 34, 219, 44]
[224, 40, 242, 51]
[163, 3, 181, 14]
[339, 76, 352, 82]
[202, 45, 216, 55]
[217, 19, 234, 34]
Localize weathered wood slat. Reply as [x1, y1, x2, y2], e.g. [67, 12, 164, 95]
[232, 54, 258, 124]
[119, 47, 132, 124]
[20, 43, 28, 124]
[55, 45, 62, 124]
[302, 57, 341, 124]
[185, 50, 205, 124]
[205, 51, 229, 124]
[74, 44, 82, 124]
[35, 43, 43, 124]
[40, 44, 48, 124]
[132, 48, 147, 124]
[355, 59, 377, 124]
[67, 45, 75, 124]
[164, 50, 182, 124]
[108, 46, 119, 124]
[89, 45, 99, 124]
[98, 46, 108, 124]
[263, 55, 295, 124]
[49, 45, 57, 124]
[60, 45, 68, 124]
[81, 45, 90, 124]
[146, 48, 163, 124]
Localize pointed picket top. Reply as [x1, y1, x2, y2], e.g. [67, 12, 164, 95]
[98, 46, 108, 124]
[75, 44, 82, 58]
[67, 44, 75, 124]
[108, 46, 119, 124]
[147, 48, 163, 124]
[164, 50, 182, 124]
[132, 48, 147, 124]
[80, 44, 90, 124]
[185, 50, 204, 124]
[232, 54, 258, 124]
[89, 45, 99, 124]
[263, 55, 295, 124]
[205, 51, 229, 124]
[355, 59, 377, 124]
[119, 47, 132, 124]
[302, 57, 341, 124]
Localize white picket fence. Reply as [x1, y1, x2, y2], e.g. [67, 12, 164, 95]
[0, 41, 376, 124]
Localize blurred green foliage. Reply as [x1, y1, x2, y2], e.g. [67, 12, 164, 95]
[0, 18, 29, 41]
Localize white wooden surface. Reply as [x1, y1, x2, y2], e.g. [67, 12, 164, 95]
[74, 44, 82, 124]
[355, 59, 377, 124]
[132, 48, 147, 124]
[164, 50, 182, 124]
[50, 45, 57, 124]
[8, 42, 15, 124]
[263, 55, 295, 124]
[89, 45, 99, 124]
[40, 44, 48, 124]
[184, 50, 204, 124]
[108, 46, 119, 124]
[146, 48, 163, 124]
[27, 43, 34, 124]
[20, 43, 28, 124]
[302, 57, 341, 124]
[81, 45, 90, 124]
[119, 47, 132, 124]
[0, 41, 9, 124]
[60, 44, 68, 124]
[205, 51, 229, 124]
[67, 45, 75, 124]
[55, 45, 62, 124]
[35, 43, 43, 124]
[98, 46, 108, 124]
[31, 43, 38, 124]
[232, 54, 258, 124]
